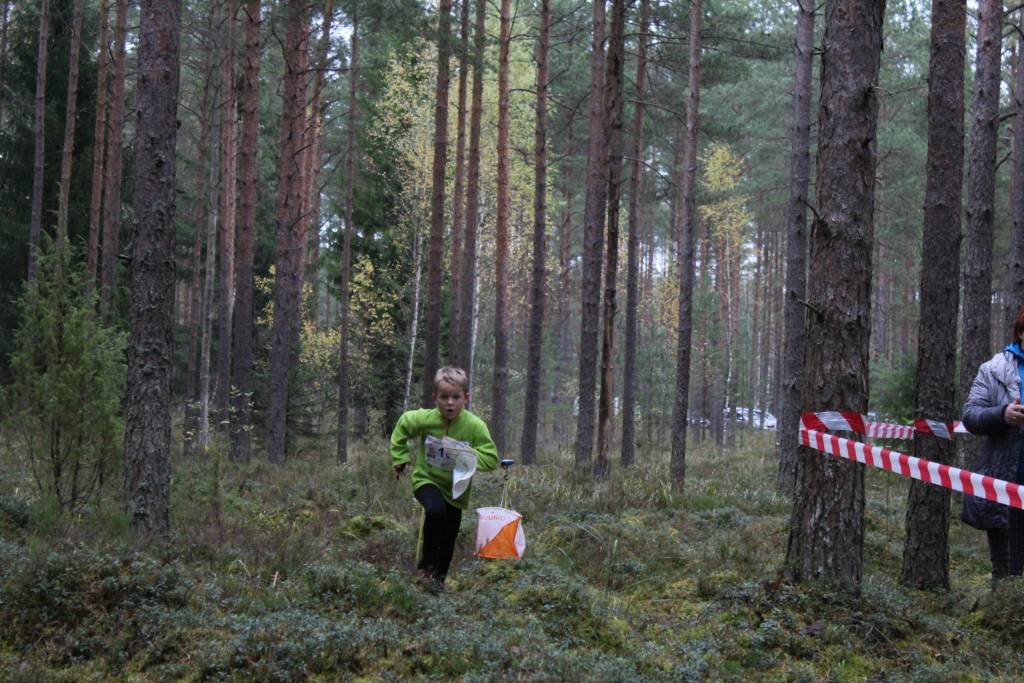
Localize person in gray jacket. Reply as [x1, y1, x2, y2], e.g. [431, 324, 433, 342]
[962, 309, 1024, 584]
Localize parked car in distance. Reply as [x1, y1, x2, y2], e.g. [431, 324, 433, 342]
[723, 406, 777, 430]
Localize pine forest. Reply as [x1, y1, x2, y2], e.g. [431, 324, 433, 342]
[3, 0, 1024, 679]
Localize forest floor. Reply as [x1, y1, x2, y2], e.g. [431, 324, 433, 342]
[0, 430, 1022, 681]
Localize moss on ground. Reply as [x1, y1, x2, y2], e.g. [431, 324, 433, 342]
[0, 433, 1021, 681]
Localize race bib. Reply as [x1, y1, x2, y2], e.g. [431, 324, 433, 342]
[424, 435, 478, 499]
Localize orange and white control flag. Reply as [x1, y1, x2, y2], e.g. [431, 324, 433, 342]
[475, 507, 526, 560]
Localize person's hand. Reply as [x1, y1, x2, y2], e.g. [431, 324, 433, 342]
[394, 463, 408, 479]
[1004, 400, 1024, 427]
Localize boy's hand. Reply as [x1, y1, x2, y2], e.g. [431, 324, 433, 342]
[394, 463, 408, 479]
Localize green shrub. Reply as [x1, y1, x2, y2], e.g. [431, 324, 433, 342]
[3, 239, 126, 515]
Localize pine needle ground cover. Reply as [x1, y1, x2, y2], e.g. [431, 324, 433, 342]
[0, 433, 1020, 681]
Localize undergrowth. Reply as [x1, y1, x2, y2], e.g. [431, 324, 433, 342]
[0, 432, 1019, 681]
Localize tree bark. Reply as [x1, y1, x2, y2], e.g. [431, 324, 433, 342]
[1006, 22, 1024, 342]
[778, 0, 815, 495]
[215, 0, 239, 430]
[575, 0, 608, 466]
[421, 0, 454, 406]
[596, 0, 626, 480]
[304, 0, 334, 319]
[456, 0, 485, 378]
[449, 0, 470, 366]
[959, 0, 1002, 470]
[124, 0, 181, 542]
[87, 0, 112, 291]
[900, 0, 965, 591]
[520, 0, 550, 466]
[100, 0, 129, 321]
[669, 0, 702, 489]
[266, 0, 310, 463]
[198, 93, 220, 454]
[785, 0, 885, 589]
[27, 0, 50, 283]
[56, 0, 84, 249]
[230, 0, 261, 463]
[0, 0, 10, 129]
[184, 32, 215, 459]
[338, 6, 358, 464]
[491, 0, 511, 453]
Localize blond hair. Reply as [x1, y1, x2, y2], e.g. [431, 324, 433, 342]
[433, 366, 469, 393]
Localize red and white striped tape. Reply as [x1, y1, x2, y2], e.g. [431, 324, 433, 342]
[801, 427, 1023, 510]
[800, 411, 968, 440]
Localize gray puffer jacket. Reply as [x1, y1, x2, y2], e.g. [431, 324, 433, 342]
[961, 350, 1024, 530]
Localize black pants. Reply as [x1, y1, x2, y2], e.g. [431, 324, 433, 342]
[415, 485, 463, 581]
[988, 506, 1024, 577]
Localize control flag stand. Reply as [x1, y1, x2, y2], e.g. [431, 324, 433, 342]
[474, 458, 526, 560]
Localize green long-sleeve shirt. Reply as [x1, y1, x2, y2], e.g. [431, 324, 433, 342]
[390, 408, 499, 509]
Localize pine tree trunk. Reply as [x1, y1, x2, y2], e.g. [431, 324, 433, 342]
[575, 0, 608, 466]
[230, 0, 261, 463]
[491, 0, 512, 453]
[123, 0, 181, 542]
[620, 0, 649, 469]
[959, 0, 1002, 470]
[596, 0, 626, 480]
[100, 0, 129, 321]
[758, 232, 773, 426]
[520, 0, 550, 466]
[184, 37, 216, 459]
[198, 107, 220, 454]
[56, 0, 84, 249]
[778, 0, 815, 494]
[785, 0, 885, 589]
[900, 0, 965, 590]
[304, 1, 334, 319]
[1006, 24, 1024, 344]
[338, 7, 358, 464]
[449, 0, 470, 364]
[421, 0, 454, 406]
[87, 0, 111, 291]
[214, 0, 238, 430]
[556, 167, 574, 450]
[0, 0, 9, 128]
[669, 0, 703, 489]
[266, 1, 310, 463]
[457, 0, 485, 378]
[27, 0, 49, 282]
[747, 223, 761, 424]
